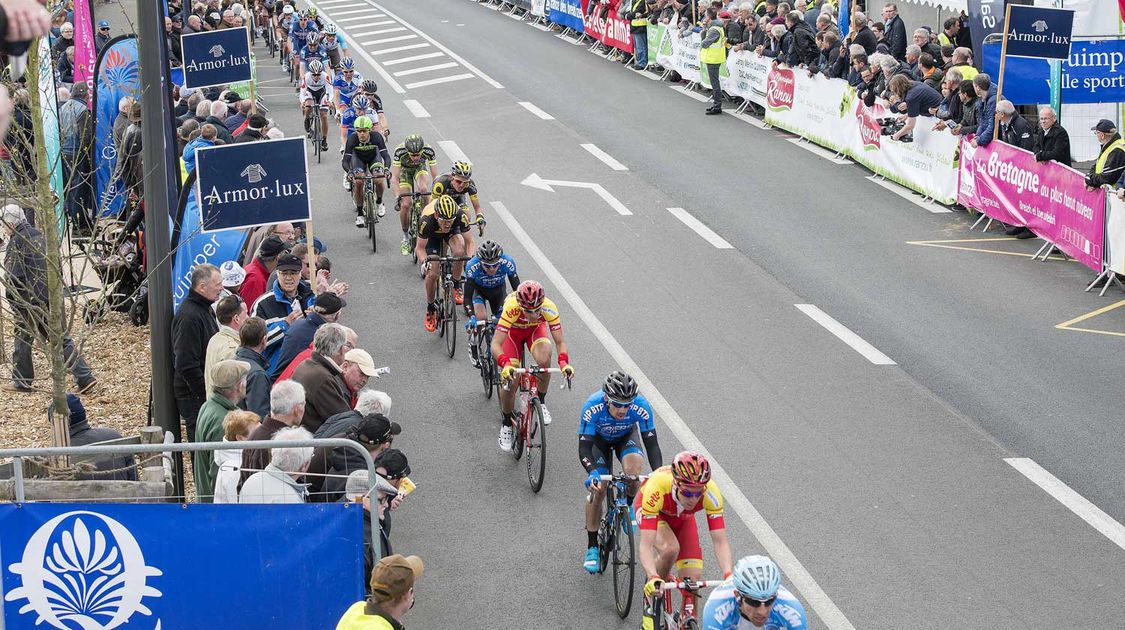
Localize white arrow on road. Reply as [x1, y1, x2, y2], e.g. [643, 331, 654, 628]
[520, 173, 632, 216]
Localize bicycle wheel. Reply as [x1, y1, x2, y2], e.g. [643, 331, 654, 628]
[313, 120, 322, 163]
[512, 406, 525, 461]
[365, 187, 377, 252]
[527, 397, 547, 492]
[479, 340, 494, 399]
[445, 284, 457, 358]
[683, 617, 699, 630]
[612, 507, 636, 618]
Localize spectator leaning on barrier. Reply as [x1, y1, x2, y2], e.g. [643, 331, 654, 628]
[235, 114, 268, 143]
[204, 294, 247, 395]
[341, 348, 379, 403]
[699, 8, 726, 115]
[173, 263, 222, 441]
[932, 68, 963, 126]
[336, 555, 423, 629]
[322, 413, 401, 503]
[1033, 106, 1071, 167]
[240, 234, 287, 305]
[242, 380, 306, 486]
[194, 359, 250, 502]
[292, 323, 352, 433]
[996, 100, 1034, 151]
[236, 316, 272, 419]
[251, 253, 316, 374]
[758, 23, 787, 61]
[239, 427, 314, 504]
[213, 410, 259, 504]
[969, 73, 997, 148]
[889, 75, 942, 142]
[785, 11, 817, 68]
[1085, 120, 1125, 191]
[63, 394, 137, 481]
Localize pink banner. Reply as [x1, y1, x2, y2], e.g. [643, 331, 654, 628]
[73, 0, 95, 94]
[581, 0, 634, 53]
[958, 137, 1107, 271]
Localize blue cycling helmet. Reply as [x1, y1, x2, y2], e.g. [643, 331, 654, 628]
[732, 555, 781, 600]
[340, 57, 355, 70]
[352, 94, 370, 110]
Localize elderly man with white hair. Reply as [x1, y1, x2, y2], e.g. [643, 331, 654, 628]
[996, 100, 1034, 151]
[1, 204, 96, 393]
[239, 426, 315, 504]
[203, 99, 234, 143]
[1033, 105, 1071, 167]
[241, 379, 307, 485]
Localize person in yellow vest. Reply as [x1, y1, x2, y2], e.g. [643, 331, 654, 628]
[336, 554, 424, 629]
[622, 0, 653, 70]
[700, 7, 727, 114]
[1085, 119, 1125, 191]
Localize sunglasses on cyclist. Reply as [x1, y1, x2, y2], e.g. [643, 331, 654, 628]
[607, 399, 634, 409]
[739, 594, 776, 608]
[452, 177, 469, 186]
[676, 485, 706, 498]
[482, 261, 500, 270]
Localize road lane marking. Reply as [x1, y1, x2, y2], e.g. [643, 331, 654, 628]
[317, 0, 357, 4]
[355, 26, 406, 36]
[669, 84, 711, 102]
[392, 62, 459, 77]
[369, 42, 430, 55]
[905, 237, 1061, 260]
[1054, 300, 1125, 337]
[403, 99, 431, 118]
[667, 208, 733, 249]
[786, 138, 851, 165]
[518, 101, 554, 120]
[333, 14, 386, 22]
[580, 143, 628, 171]
[794, 304, 896, 365]
[866, 175, 952, 213]
[1005, 458, 1125, 552]
[307, 0, 405, 93]
[362, 34, 418, 46]
[328, 7, 381, 15]
[364, 0, 504, 88]
[521, 173, 632, 216]
[437, 140, 470, 164]
[346, 22, 400, 35]
[404, 73, 474, 89]
[491, 200, 857, 630]
[382, 51, 445, 66]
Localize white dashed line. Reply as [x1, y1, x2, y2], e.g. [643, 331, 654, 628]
[437, 140, 470, 164]
[404, 73, 474, 89]
[865, 175, 952, 213]
[369, 43, 430, 55]
[362, 34, 418, 46]
[333, 14, 385, 23]
[382, 52, 444, 66]
[392, 62, 459, 77]
[580, 143, 628, 171]
[356, 26, 406, 36]
[403, 99, 431, 118]
[1005, 458, 1125, 552]
[316, 0, 356, 5]
[307, 0, 405, 93]
[795, 304, 896, 365]
[518, 101, 554, 120]
[667, 207, 732, 249]
[328, 7, 381, 15]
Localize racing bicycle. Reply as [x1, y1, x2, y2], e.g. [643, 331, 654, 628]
[469, 315, 499, 399]
[588, 473, 647, 618]
[359, 167, 385, 252]
[648, 578, 723, 630]
[502, 365, 571, 492]
[305, 98, 329, 163]
[397, 190, 429, 264]
[425, 254, 473, 358]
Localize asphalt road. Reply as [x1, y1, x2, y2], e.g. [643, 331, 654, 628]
[210, 2, 1123, 628]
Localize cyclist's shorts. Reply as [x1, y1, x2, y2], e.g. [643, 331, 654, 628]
[345, 153, 385, 174]
[302, 86, 328, 105]
[327, 48, 342, 68]
[471, 283, 506, 315]
[398, 167, 429, 189]
[589, 428, 644, 472]
[632, 494, 703, 569]
[499, 320, 551, 358]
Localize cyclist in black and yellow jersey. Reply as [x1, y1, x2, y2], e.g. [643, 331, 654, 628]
[431, 161, 484, 228]
[391, 134, 439, 256]
[415, 195, 475, 332]
[342, 116, 390, 227]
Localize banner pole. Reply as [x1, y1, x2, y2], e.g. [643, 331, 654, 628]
[305, 219, 319, 295]
[994, 3, 1012, 140]
[246, 27, 257, 115]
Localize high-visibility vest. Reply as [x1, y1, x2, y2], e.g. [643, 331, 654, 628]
[700, 24, 726, 64]
[629, 0, 648, 27]
[938, 33, 952, 48]
[1095, 138, 1125, 174]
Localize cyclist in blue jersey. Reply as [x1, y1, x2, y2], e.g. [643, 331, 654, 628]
[579, 371, 662, 573]
[321, 23, 349, 68]
[298, 32, 329, 77]
[463, 240, 520, 367]
[287, 12, 319, 73]
[702, 556, 807, 630]
[359, 80, 389, 138]
[340, 94, 379, 189]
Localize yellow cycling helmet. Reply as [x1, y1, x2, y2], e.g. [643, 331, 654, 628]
[354, 115, 373, 130]
[435, 195, 458, 220]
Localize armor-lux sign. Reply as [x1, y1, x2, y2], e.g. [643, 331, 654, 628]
[1004, 5, 1074, 60]
[194, 137, 312, 233]
[180, 28, 252, 89]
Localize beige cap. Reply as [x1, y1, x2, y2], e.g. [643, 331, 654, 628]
[344, 349, 377, 376]
[211, 360, 250, 390]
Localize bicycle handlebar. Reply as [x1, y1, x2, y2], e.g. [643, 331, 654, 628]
[657, 579, 724, 592]
[597, 473, 648, 482]
[424, 255, 472, 263]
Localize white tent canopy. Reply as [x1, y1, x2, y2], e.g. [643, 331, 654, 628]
[899, 0, 967, 11]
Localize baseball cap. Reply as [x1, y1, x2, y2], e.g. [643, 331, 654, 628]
[259, 235, 288, 259]
[719, 10, 730, 18]
[374, 448, 410, 479]
[98, 20, 110, 28]
[343, 348, 377, 376]
[219, 260, 245, 287]
[275, 253, 303, 272]
[247, 114, 268, 130]
[222, 91, 241, 104]
[1092, 119, 1117, 133]
[369, 555, 423, 604]
[211, 360, 250, 390]
[352, 413, 402, 448]
[298, 235, 328, 254]
[312, 291, 346, 315]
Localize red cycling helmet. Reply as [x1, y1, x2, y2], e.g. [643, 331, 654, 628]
[671, 451, 711, 486]
[516, 280, 545, 310]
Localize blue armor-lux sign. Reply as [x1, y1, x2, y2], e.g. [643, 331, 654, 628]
[0, 503, 364, 629]
[180, 29, 253, 89]
[195, 137, 312, 232]
[1004, 5, 1074, 60]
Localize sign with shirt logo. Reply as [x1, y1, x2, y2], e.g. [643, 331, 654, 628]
[180, 28, 252, 89]
[1003, 5, 1074, 60]
[194, 137, 312, 232]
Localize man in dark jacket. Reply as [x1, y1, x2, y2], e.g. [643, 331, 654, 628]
[1033, 106, 1071, 167]
[235, 114, 268, 143]
[274, 291, 345, 379]
[64, 394, 136, 481]
[249, 253, 316, 374]
[849, 12, 877, 55]
[996, 100, 1034, 151]
[95, 21, 112, 54]
[881, 3, 907, 61]
[1, 204, 95, 394]
[785, 12, 818, 67]
[291, 325, 352, 434]
[224, 99, 251, 133]
[311, 412, 400, 501]
[172, 263, 222, 441]
[1086, 119, 1125, 190]
[236, 316, 272, 419]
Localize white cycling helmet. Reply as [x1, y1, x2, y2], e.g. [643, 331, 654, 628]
[282, 5, 294, 14]
[324, 23, 338, 35]
[732, 555, 781, 601]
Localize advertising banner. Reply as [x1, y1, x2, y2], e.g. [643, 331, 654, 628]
[35, 38, 65, 236]
[656, 29, 699, 77]
[983, 39, 1125, 105]
[581, 0, 634, 53]
[721, 50, 770, 108]
[173, 183, 249, 310]
[227, 53, 257, 100]
[0, 503, 363, 630]
[194, 137, 312, 232]
[1003, 5, 1074, 59]
[180, 29, 253, 90]
[967, 0, 1007, 69]
[958, 138, 1106, 271]
[546, 0, 584, 31]
[93, 36, 140, 218]
[647, 23, 664, 60]
[72, 0, 96, 94]
[763, 66, 856, 154]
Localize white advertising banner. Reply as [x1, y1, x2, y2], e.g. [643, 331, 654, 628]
[721, 50, 770, 108]
[850, 99, 961, 204]
[656, 28, 700, 78]
[1105, 192, 1125, 275]
[762, 66, 856, 154]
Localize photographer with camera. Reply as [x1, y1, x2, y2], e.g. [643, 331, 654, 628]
[887, 75, 942, 143]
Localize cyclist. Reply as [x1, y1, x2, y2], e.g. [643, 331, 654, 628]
[359, 79, 390, 137]
[416, 195, 473, 331]
[343, 116, 390, 227]
[340, 94, 378, 189]
[702, 556, 807, 630]
[463, 239, 520, 367]
[636, 451, 734, 630]
[332, 57, 363, 117]
[307, 6, 325, 30]
[298, 31, 329, 77]
[288, 11, 319, 74]
[431, 161, 484, 227]
[492, 280, 574, 451]
[335, 65, 368, 156]
[276, 4, 296, 69]
[300, 59, 331, 152]
[390, 134, 439, 256]
[321, 23, 349, 69]
[580, 371, 662, 573]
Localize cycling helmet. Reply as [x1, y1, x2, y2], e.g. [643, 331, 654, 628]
[298, 10, 308, 18]
[451, 161, 473, 179]
[362, 79, 379, 93]
[282, 5, 293, 14]
[515, 280, 545, 310]
[732, 556, 781, 601]
[354, 115, 373, 130]
[307, 59, 324, 74]
[603, 371, 638, 404]
[477, 240, 502, 264]
[339, 56, 355, 70]
[307, 7, 318, 16]
[404, 134, 425, 154]
[323, 23, 337, 35]
[305, 32, 320, 46]
[351, 94, 370, 110]
[435, 195, 458, 220]
[670, 451, 711, 485]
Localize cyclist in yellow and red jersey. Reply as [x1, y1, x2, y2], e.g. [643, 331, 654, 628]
[491, 280, 574, 452]
[635, 451, 734, 630]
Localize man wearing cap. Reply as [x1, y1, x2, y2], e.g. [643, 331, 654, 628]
[224, 99, 252, 134]
[235, 114, 268, 143]
[252, 252, 316, 375]
[372, 449, 412, 554]
[336, 554, 423, 629]
[342, 348, 378, 399]
[275, 291, 344, 379]
[240, 234, 287, 304]
[218, 260, 246, 300]
[317, 412, 401, 502]
[95, 20, 111, 53]
[1085, 119, 1125, 191]
[193, 359, 250, 502]
[291, 324, 353, 432]
[204, 294, 248, 395]
[340, 469, 400, 582]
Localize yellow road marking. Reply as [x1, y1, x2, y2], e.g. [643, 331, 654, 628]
[906, 238, 1074, 261]
[1055, 300, 1125, 337]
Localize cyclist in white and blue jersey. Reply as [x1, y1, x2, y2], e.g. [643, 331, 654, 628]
[702, 556, 807, 630]
[299, 32, 329, 76]
[463, 240, 520, 367]
[321, 23, 349, 68]
[287, 11, 319, 71]
[579, 371, 662, 573]
[333, 57, 364, 113]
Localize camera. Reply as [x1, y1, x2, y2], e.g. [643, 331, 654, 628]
[878, 117, 904, 136]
